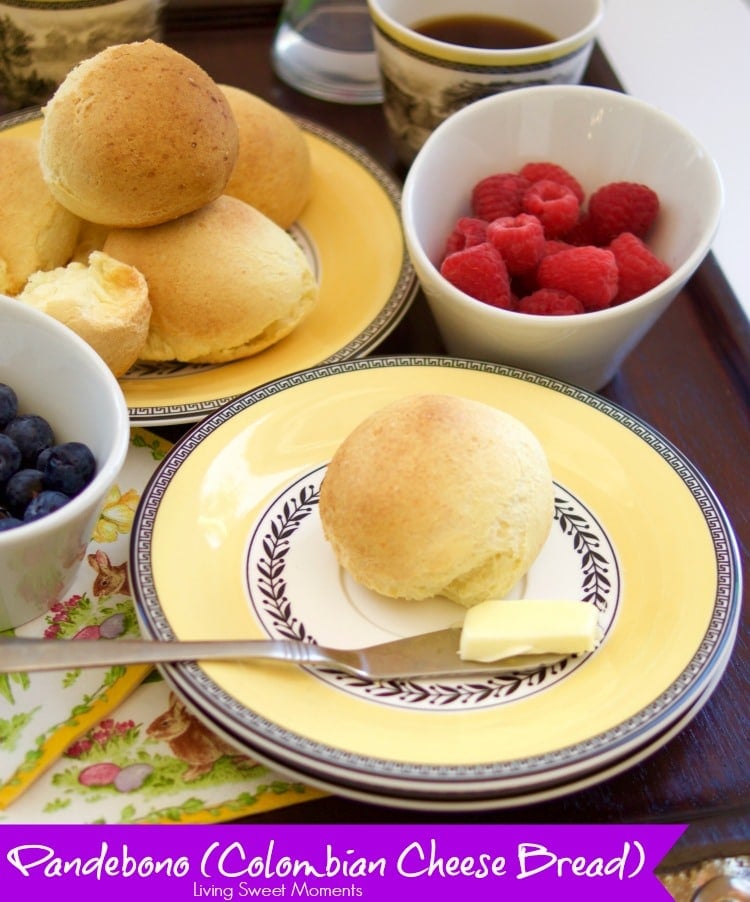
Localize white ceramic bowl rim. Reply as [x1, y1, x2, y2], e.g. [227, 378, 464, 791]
[402, 84, 725, 327]
[0, 297, 130, 545]
[368, 0, 605, 63]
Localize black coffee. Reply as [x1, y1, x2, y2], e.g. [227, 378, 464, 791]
[413, 14, 557, 50]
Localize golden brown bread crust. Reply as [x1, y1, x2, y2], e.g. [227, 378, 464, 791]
[0, 136, 81, 295]
[220, 84, 312, 229]
[102, 195, 318, 364]
[39, 41, 239, 228]
[18, 251, 151, 377]
[319, 394, 554, 607]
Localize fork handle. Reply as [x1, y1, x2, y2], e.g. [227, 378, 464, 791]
[0, 636, 329, 673]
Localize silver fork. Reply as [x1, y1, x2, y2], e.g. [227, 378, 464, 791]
[0, 629, 566, 681]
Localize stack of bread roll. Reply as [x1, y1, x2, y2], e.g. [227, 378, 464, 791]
[2, 40, 317, 376]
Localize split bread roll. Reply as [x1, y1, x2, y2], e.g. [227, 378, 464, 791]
[18, 251, 151, 377]
[103, 195, 318, 364]
[220, 84, 312, 229]
[319, 394, 554, 607]
[39, 40, 239, 228]
[0, 136, 81, 296]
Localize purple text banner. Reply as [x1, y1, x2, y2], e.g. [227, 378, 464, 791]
[0, 823, 685, 901]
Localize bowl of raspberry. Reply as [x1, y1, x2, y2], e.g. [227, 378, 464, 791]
[0, 294, 130, 630]
[401, 84, 724, 391]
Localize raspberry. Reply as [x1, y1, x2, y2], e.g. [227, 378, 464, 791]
[440, 242, 512, 309]
[523, 179, 580, 238]
[537, 246, 619, 311]
[513, 239, 574, 296]
[471, 172, 531, 221]
[486, 213, 546, 275]
[518, 162, 585, 204]
[543, 239, 575, 257]
[588, 181, 660, 244]
[609, 232, 671, 303]
[444, 217, 488, 256]
[518, 288, 585, 316]
[561, 213, 598, 246]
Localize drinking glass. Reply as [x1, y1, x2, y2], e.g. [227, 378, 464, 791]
[271, 0, 384, 104]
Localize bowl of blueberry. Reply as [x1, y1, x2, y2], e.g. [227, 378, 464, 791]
[0, 293, 130, 630]
[401, 84, 724, 391]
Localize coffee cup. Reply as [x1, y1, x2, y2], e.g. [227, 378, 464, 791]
[0, 0, 164, 113]
[366, 0, 604, 165]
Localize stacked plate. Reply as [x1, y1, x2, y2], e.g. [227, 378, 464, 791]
[130, 357, 741, 811]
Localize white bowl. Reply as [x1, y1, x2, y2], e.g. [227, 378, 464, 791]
[0, 294, 130, 630]
[401, 84, 724, 390]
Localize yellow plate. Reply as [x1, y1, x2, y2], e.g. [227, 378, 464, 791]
[131, 358, 741, 806]
[0, 111, 417, 425]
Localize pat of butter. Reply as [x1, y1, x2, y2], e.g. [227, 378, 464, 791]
[459, 599, 599, 663]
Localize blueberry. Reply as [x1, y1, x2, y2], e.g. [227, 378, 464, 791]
[36, 446, 53, 471]
[0, 384, 18, 430]
[4, 414, 55, 468]
[4, 468, 45, 517]
[39, 441, 96, 496]
[23, 490, 70, 521]
[0, 433, 21, 484]
[0, 516, 23, 532]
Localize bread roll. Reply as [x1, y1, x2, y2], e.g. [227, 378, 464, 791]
[103, 195, 318, 364]
[71, 221, 110, 263]
[18, 251, 151, 377]
[39, 40, 239, 228]
[220, 84, 312, 229]
[0, 136, 81, 296]
[319, 394, 554, 607]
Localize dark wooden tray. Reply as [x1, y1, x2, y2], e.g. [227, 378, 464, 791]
[153, 3, 750, 863]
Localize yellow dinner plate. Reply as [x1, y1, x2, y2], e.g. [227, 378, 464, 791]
[131, 358, 741, 807]
[0, 110, 417, 425]
[162, 635, 732, 812]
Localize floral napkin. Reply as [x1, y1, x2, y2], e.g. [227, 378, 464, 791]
[0, 429, 324, 823]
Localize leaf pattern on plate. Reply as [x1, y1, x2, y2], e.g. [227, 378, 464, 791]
[246, 468, 621, 710]
[257, 483, 320, 642]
